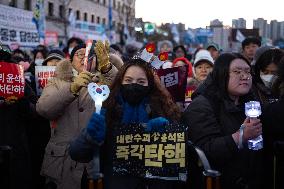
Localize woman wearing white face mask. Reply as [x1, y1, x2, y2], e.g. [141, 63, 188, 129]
[64, 37, 84, 59]
[252, 47, 284, 106]
[33, 45, 49, 66]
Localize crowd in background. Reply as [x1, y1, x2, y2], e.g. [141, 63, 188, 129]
[1, 36, 284, 189]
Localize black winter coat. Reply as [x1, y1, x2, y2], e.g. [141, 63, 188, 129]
[182, 95, 264, 189]
[262, 98, 284, 189]
[252, 82, 278, 107]
[0, 84, 37, 189]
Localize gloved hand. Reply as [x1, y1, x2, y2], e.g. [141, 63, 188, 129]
[145, 117, 169, 132]
[70, 71, 94, 94]
[95, 40, 111, 72]
[86, 109, 106, 143]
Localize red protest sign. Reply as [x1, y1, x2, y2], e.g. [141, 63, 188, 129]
[0, 62, 25, 102]
[156, 65, 188, 102]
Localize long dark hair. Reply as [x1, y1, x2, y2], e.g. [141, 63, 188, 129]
[104, 58, 181, 127]
[276, 56, 284, 99]
[201, 53, 253, 103]
[253, 48, 284, 84]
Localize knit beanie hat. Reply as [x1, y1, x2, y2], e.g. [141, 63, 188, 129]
[70, 44, 86, 62]
[43, 49, 65, 65]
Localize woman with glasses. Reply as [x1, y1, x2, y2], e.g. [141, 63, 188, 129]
[182, 53, 264, 189]
[36, 42, 119, 189]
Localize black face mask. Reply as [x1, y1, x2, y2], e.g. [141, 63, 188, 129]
[121, 83, 150, 106]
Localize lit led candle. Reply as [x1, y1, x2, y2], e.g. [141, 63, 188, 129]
[245, 101, 261, 118]
[244, 101, 263, 150]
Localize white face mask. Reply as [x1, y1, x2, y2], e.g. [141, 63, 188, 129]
[35, 59, 44, 66]
[260, 74, 274, 83]
[260, 74, 276, 88]
[68, 47, 74, 55]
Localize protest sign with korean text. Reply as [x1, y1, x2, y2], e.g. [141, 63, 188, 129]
[0, 4, 39, 48]
[35, 66, 56, 96]
[156, 65, 188, 102]
[112, 123, 188, 181]
[0, 62, 25, 102]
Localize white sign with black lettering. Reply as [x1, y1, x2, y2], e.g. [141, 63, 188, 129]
[0, 4, 39, 47]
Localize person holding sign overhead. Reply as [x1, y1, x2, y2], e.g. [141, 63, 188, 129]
[36, 40, 119, 189]
[69, 57, 186, 189]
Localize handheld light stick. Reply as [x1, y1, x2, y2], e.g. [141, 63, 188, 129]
[87, 83, 109, 184]
[245, 101, 263, 150]
[88, 83, 110, 114]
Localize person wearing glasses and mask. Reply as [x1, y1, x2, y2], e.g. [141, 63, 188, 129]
[36, 42, 119, 189]
[182, 53, 264, 189]
[69, 58, 182, 189]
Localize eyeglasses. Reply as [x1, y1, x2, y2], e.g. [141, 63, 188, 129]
[74, 52, 85, 60]
[230, 69, 252, 79]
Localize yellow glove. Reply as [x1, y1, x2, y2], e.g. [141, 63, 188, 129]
[70, 71, 94, 95]
[95, 40, 111, 72]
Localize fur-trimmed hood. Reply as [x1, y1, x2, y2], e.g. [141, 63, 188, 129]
[55, 59, 74, 82]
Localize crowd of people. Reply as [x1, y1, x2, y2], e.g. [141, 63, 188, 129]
[0, 36, 284, 189]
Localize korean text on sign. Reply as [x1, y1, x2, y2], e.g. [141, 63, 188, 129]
[0, 62, 25, 100]
[156, 66, 188, 102]
[115, 132, 186, 168]
[35, 66, 56, 96]
[160, 72, 179, 87]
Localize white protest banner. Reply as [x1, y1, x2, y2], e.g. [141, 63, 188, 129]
[0, 4, 39, 48]
[35, 66, 56, 96]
